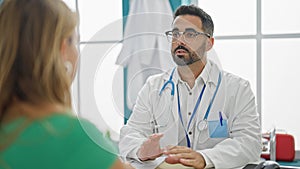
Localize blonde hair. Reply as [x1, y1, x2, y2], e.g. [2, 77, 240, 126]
[0, 0, 78, 120]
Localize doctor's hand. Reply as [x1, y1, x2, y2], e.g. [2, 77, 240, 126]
[163, 146, 206, 169]
[137, 133, 164, 161]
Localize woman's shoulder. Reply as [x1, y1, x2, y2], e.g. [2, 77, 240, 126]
[2, 113, 118, 169]
[38, 113, 117, 152]
[44, 114, 119, 168]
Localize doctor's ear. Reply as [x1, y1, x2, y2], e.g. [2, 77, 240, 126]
[206, 37, 214, 51]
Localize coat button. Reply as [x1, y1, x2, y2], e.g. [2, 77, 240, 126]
[189, 131, 192, 135]
[188, 112, 191, 115]
[189, 92, 192, 95]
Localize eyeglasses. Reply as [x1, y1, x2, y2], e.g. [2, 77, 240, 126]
[165, 30, 211, 43]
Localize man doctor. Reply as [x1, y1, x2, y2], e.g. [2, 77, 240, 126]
[119, 5, 261, 169]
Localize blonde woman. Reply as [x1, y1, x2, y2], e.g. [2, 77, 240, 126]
[0, 0, 131, 168]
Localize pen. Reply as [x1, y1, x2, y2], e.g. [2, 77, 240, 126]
[152, 119, 159, 134]
[219, 111, 223, 126]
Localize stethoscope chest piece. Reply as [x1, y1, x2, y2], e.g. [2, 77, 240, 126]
[197, 120, 208, 131]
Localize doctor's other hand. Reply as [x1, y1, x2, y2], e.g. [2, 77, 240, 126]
[137, 133, 164, 161]
[164, 146, 206, 169]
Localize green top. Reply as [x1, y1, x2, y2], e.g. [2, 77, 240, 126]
[0, 113, 118, 169]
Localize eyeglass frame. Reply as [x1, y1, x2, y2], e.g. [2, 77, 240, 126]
[165, 29, 211, 43]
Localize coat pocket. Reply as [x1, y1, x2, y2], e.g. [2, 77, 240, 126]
[208, 120, 229, 138]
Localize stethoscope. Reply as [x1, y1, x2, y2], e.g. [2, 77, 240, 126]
[153, 67, 222, 148]
[151, 68, 176, 134]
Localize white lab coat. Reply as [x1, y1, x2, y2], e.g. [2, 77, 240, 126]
[119, 60, 261, 169]
[115, 0, 175, 110]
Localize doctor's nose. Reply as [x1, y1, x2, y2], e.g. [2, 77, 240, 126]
[176, 36, 187, 46]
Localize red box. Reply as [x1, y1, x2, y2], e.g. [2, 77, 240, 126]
[261, 133, 295, 161]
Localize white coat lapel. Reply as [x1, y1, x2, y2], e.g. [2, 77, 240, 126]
[159, 70, 179, 147]
[205, 61, 225, 121]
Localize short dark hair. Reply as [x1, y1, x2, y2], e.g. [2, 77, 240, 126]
[174, 5, 214, 37]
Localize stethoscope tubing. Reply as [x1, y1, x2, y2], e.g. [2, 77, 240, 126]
[153, 68, 222, 147]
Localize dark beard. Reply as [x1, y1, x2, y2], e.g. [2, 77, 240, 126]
[172, 46, 201, 66]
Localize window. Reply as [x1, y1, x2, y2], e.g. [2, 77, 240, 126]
[78, 0, 122, 41]
[68, 0, 123, 141]
[262, 0, 300, 34]
[262, 38, 300, 147]
[199, 0, 256, 36]
[79, 43, 123, 141]
[199, 0, 300, 149]
[213, 39, 256, 93]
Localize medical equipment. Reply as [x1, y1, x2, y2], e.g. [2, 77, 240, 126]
[151, 116, 159, 134]
[178, 72, 222, 147]
[197, 120, 208, 131]
[261, 130, 295, 162]
[159, 68, 176, 96]
[270, 128, 276, 161]
[150, 96, 172, 134]
[150, 68, 176, 134]
[195, 72, 222, 131]
[150, 67, 222, 147]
